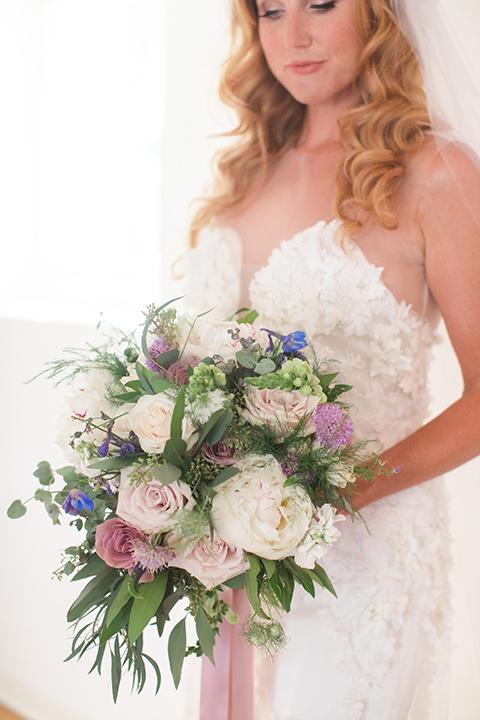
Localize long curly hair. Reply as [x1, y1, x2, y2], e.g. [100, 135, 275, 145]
[189, 0, 430, 245]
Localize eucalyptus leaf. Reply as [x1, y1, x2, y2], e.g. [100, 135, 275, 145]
[203, 410, 234, 447]
[105, 576, 131, 626]
[254, 358, 276, 375]
[210, 466, 239, 488]
[135, 361, 155, 395]
[245, 555, 261, 613]
[168, 616, 187, 689]
[72, 554, 112, 581]
[221, 573, 245, 590]
[170, 385, 186, 440]
[261, 557, 276, 580]
[152, 463, 182, 485]
[111, 637, 122, 703]
[195, 607, 215, 665]
[67, 569, 118, 622]
[163, 438, 187, 469]
[33, 460, 54, 485]
[143, 653, 162, 694]
[235, 349, 257, 369]
[128, 571, 169, 644]
[7, 499, 27, 519]
[309, 564, 337, 598]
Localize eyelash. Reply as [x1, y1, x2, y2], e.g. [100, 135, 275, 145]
[258, 2, 337, 19]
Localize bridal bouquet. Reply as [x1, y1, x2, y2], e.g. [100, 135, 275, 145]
[8, 300, 379, 700]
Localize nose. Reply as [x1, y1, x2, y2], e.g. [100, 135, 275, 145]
[284, 12, 312, 49]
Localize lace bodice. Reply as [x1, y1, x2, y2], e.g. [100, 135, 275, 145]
[181, 219, 436, 450]
[181, 220, 450, 720]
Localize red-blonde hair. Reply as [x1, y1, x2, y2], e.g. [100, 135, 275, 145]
[189, 0, 430, 245]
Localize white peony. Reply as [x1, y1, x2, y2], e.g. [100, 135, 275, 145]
[211, 454, 314, 560]
[182, 317, 259, 362]
[293, 504, 345, 569]
[127, 392, 197, 454]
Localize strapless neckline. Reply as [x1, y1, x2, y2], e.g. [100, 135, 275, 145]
[217, 219, 430, 328]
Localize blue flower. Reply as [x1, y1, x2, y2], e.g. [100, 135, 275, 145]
[120, 442, 136, 458]
[280, 331, 308, 353]
[62, 489, 94, 515]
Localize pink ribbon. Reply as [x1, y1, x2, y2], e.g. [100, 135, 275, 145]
[200, 588, 254, 720]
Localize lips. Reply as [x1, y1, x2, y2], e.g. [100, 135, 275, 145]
[287, 61, 325, 75]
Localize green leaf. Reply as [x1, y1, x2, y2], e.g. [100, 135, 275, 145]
[221, 573, 245, 590]
[88, 641, 107, 676]
[128, 571, 169, 644]
[168, 616, 187, 689]
[163, 438, 187, 469]
[33, 461, 54, 485]
[67, 569, 118, 622]
[210, 466, 239, 488]
[254, 358, 276, 375]
[149, 348, 180, 371]
[245, 555, 261, 614]
[111, 637, 122, 703]
[283, 558, 315, 596]
[261, 557, 276, 580]
[143, 653, 162, 694]
[170, 385, 186, 440]
[308, 564, 337, 598]
[88, 455, 146, 471]
[112, 390, 144, 403]
[140, 296, 183, 361]
[7, 499, 27, 519]
[327, 383, 353, 402]
[105, 576, 131, 626]
[135, 361, 155, 395]
[72, 554, 111, 581]
[152, 462, 182, 485]
[203, 410, 234, 447]
[235, 349, 257, 369]
[150, 376, 175, 394]
[318, 372, 339, 389]
[195, 607, 215, 665]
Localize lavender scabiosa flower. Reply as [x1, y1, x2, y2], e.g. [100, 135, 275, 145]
[145, 337, 171, 373]
[311, 403, 353, 449]
[280, 453, 300, 478]
[130, 539, 175, 572]
[62, 489, 94, 515]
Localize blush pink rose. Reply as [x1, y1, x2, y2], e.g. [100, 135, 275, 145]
[116, 467, 195, 533]
[95, 517, 144, 569]
[242, 387, 320, 437]
[168, 531, 249, 590]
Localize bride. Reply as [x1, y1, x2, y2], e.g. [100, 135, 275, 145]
[181, 0, 480, 718]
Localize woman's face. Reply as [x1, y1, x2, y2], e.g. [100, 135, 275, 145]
[256, 0, 365, 111]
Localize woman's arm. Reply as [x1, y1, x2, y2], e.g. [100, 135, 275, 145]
[355, 143, 480, 509]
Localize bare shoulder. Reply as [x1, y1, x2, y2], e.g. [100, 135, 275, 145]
[406, 134, 480, 204]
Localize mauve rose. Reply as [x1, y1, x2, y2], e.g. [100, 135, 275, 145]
[162, 356, 200, 386]
[116, 467, 195, 533]
[95, 517, 144, 569]
[168, 531, 249, 590]
[242, 387, 320, 438]
[203, 439, 237, 466]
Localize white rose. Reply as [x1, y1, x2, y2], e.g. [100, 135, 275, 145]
[168, 531, 249, 590]
[116, 467, 195, 533]
[212, 454, 314, 560]
[326, 465, 356, 488]
[127, 392, 197, 454]
[183, 317, 258, 362]
[293, 504, 345, 569]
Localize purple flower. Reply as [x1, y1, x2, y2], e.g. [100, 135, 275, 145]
[62, 489, 94, 515]
[163, 355, 200, 386]
[120, 442, 136, 458]
[145, 337, 172, 372]
[311, 403, 353, 449]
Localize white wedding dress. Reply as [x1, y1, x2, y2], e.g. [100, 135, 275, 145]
[181, 218, 451, 720]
